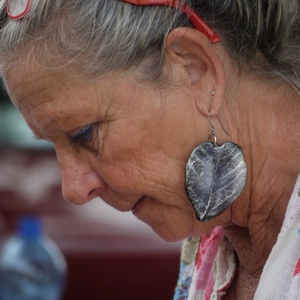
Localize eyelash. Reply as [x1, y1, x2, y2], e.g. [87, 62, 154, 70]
[72, 124, 96, 145]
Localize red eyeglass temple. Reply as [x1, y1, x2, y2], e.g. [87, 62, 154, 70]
[120, 0, 220, 43]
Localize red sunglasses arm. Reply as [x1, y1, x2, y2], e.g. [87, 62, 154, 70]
[184, 4, 220, 43]
[121, 0, 220, 43]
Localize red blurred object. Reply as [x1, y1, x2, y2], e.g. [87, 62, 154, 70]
[0, 148, 181, 300]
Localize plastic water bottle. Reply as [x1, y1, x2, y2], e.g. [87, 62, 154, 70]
[0, 216, 67, 300]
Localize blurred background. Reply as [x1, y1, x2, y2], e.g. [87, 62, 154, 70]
[0, 80, 182, 300]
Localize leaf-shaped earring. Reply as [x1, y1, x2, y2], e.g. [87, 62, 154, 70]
[185, 111, 247, 222]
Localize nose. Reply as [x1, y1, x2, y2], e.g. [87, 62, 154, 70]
[56, 148, 105, 205]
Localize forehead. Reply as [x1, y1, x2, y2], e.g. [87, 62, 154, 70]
[4, 64, 112, 133]
[3, 63, 141, 133]
[5, 64, 76, 108]
[5, 63, 131, 109]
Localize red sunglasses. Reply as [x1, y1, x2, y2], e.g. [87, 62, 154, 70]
[120, 0, 220, 43]
[5, 0, 31, 20]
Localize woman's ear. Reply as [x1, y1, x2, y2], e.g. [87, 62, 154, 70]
[163, 27, 225, 117]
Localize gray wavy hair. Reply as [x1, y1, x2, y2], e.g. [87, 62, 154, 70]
[0, 0, 299, 85]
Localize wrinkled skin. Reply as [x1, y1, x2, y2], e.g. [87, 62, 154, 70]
[5, 65, 217, 242]
[4, 27, 300, 299]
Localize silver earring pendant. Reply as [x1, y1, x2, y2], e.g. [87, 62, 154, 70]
[185, 115, 247, 222]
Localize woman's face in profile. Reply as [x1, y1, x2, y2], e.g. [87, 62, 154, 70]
[5, 65, 215, 241]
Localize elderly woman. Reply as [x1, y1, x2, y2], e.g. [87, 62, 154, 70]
[0, 0, 299, 299]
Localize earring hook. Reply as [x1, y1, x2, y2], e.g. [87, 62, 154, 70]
[217, 115, 229, 136]
[208, 112, 217, 145]
[207, 112, 230, 145]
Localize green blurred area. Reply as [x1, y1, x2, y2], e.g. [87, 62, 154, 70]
[0, 80, 53, 149]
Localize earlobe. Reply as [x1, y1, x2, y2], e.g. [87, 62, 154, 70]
[164, 27, 225, 117]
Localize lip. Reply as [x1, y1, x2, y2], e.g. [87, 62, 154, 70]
[131, 195, 146, 213]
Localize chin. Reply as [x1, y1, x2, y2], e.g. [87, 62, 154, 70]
[150, 224, 192, 242]
[132, 196, 196, 242]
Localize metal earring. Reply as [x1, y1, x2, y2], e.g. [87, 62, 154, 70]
[185, 113, 247, 222]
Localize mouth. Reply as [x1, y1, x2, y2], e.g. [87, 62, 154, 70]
[131, 195, 146, 213]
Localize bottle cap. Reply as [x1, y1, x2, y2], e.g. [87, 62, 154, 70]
[18, 216, 42, 239]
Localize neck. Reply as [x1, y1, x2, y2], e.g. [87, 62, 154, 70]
[221, 74, 300, 292]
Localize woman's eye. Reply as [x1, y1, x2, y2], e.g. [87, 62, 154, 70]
[72, 124, 96, 145]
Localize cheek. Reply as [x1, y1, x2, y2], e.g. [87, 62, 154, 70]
[97, 120, 188, 194]
[95, 142, 146, 193]
[99, 123, 151, 171]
